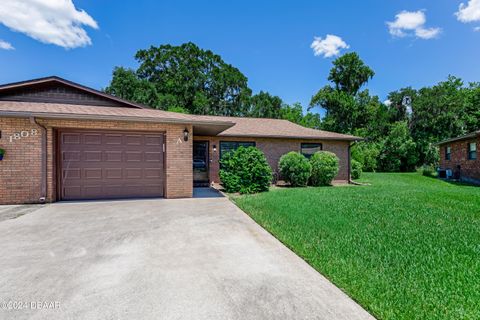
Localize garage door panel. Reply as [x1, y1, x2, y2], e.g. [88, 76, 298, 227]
[63, 168, 81, 179]
[105, 168, 122, 179]
[83, 185, 103, 198]
[145, 136, 163, 145]
[84, 134, 102, 145]
[63, 186, 82, 199]
[62, 151, 80, 161]
[145, 152, 162, 162]
[84, 168, 102, 179]
[126, 151, 142, 162]
[62, 133, 80, 144]
[84, 151, 102, 161]
[125, 168, 142, 179]
[104, 134, 123, 145]
[144, 168, 162, 178]
[105, 151, 122, 162]
[59, 130, 165, 200]
[125, 135, 142, 145]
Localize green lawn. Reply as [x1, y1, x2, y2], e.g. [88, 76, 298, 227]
[231, 173, 480, 320]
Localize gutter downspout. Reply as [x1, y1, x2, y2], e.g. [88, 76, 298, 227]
[29, 116, 47, 203]
[347, 142, 352, 184]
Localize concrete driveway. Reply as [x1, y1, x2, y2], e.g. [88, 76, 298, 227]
[0, 193, 374, 320]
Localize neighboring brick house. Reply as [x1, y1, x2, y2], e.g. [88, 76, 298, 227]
[437, 131, 479, 184]
[0, 77, 361, 204]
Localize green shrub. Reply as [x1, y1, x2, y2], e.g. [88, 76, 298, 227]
[422, 165, 437, 178]
[219, 146, 272, 194]
[351, 159, 362, 180]
[278, 152, 312, 187]
[378, 121, 417, 172]
[351, 141, 380, 172]
[309, 151, 339, 186]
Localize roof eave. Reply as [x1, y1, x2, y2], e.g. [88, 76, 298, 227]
[436, 131, 480, 145]
[0, 110, 235, 129]
[0, 76, 149, 109]
[218, 133, 363, 141]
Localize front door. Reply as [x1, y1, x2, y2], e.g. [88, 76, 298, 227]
[193, 141, 209, 186]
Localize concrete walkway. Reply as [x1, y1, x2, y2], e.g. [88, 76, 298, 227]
[0, 197, 374, 320]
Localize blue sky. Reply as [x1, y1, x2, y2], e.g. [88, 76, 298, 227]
[0, 0, 479, 113]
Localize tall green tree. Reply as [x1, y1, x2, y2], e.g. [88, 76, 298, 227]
[248, 91, 283, 118]
[105, 42, 252, 116]
[327, 52, 375, 96]
[310, 53, 382, 135]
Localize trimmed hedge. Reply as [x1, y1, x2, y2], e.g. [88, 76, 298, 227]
[219, 146, 272, 194]
[351, 159, 363, 180]
[309, 151, 339, 186]
[278, 152, 311, 187]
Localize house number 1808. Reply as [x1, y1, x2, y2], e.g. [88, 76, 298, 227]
[8, 129, 38, 143]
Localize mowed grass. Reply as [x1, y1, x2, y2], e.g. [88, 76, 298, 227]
[231, 173, 480, 320]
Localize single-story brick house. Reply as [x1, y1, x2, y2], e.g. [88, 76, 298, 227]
[437, 131, 479, 184]
[0, 76, 361, 204]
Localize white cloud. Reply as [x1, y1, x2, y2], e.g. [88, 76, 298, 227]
[0, 39, 14, 50]
[0, 0, 98, 49]
[387, 10, 441, 39]
[415, 27, 442, 39]
[456, 0, 480, 23]
[475, 26, 480, 31]
[384, 99, 392, 106]
[311, 34, 349, 58]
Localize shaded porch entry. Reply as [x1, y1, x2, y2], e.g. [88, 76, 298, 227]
[193, 141, 209, 187]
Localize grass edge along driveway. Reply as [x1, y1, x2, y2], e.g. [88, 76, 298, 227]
[231, 173, 480, 320]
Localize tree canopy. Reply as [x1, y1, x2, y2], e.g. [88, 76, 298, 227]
[106, 42, 251, 116]
[105, 42, 322, 127]
[327, 52, 375, 96]
[248, 91, 283, 118]
[280, 103, 322, 129]
[310, 52, 480, 172]
[310, 53, 381, 135]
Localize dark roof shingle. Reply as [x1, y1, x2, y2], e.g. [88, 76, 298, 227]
[215, 116, 361, 140]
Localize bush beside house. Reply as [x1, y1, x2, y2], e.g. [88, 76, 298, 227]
[278, 151, 341, 187]
[351, 159, 362, 180]
[219, 146, 272, 194]
[309, 151, 339, 186]
[279, 152, 312, 187]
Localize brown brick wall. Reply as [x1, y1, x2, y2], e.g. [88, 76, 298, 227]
[0, 117, 192, 204]
[439, 136, 480, 182]
[0, 117, 43, 204]
[194, 136, 351, 183]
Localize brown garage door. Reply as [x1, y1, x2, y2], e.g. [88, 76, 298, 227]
[58, 130, 165, 200]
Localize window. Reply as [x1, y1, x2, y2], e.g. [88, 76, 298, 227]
[445, 146, 451, 160]
[220, 141, 256, 159]
[468, 142, 477, 160]
[301, 143, 322, 159]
